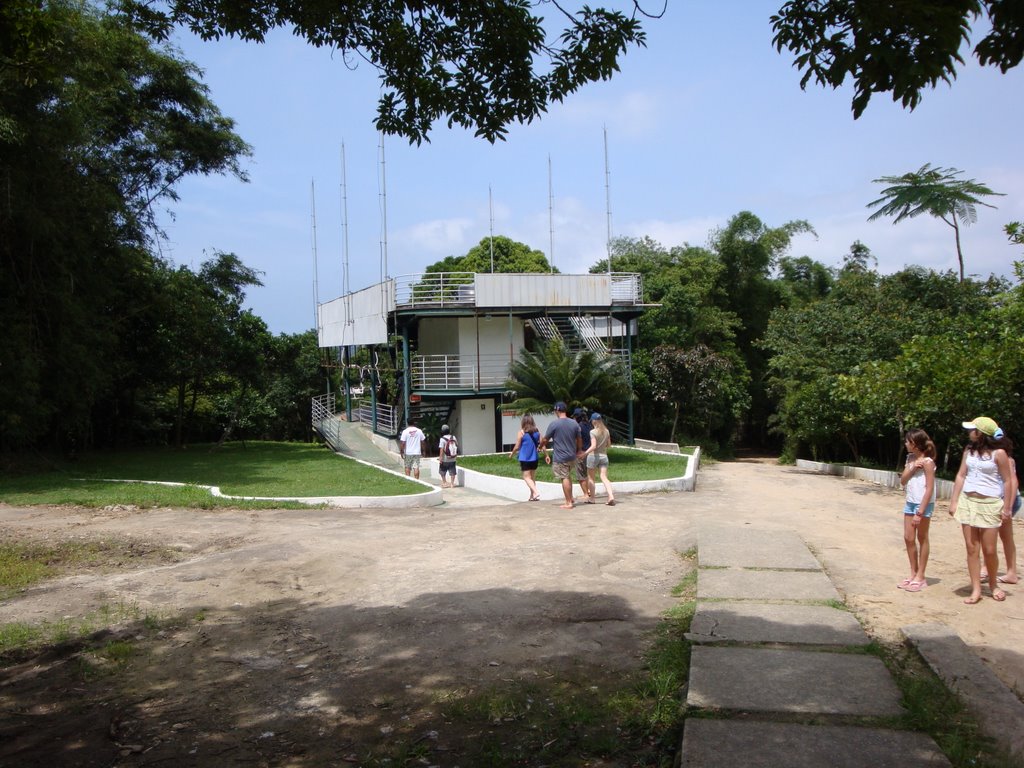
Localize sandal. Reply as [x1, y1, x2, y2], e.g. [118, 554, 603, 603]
[605, 499, 616, 506]
[897, 578, 913, 589]
[992, 588, 1007, 602]
[904, 580, 926, 593]
[964, 594, 982, 605]
[998, 575, 1019, 584]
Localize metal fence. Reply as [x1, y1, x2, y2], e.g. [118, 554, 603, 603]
[411, 354, 511, 390]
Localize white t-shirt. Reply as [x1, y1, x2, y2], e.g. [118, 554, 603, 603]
[400, 426, 425, 456]
[904, 456, 933, 505]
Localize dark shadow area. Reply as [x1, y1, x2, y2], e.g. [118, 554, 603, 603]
[0, 587, 657, 767]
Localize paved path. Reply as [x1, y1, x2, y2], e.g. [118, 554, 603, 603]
[680, 522, 952, 767]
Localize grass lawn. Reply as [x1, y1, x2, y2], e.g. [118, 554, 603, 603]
[0, 442, 423, 508]
[459, 447, 690, 483]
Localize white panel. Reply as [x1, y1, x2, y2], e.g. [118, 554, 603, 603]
[475, 274, 612, 307]
[318, 281, 394, 347]
[457, 398, 496, 455]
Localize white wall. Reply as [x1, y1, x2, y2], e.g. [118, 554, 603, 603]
[457, 398, 496, 455]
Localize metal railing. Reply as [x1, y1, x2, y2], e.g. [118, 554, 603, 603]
[411, 354, 511, 390]
[394, 273, 476, 308]
[355, 401, 401, 435]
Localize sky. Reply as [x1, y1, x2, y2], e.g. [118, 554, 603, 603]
[159, 2, 1024, 335]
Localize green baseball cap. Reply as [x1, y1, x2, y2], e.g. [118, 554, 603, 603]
[962, 416, 999, 437]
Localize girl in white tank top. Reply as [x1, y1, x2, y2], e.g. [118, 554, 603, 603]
[897, 429, 936, 592]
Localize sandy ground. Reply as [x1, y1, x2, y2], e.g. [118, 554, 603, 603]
[1, 459, 1021, 766]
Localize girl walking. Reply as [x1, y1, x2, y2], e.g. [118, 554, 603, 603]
[949, 417, 1015, 604]
[584, 412, 616, 506]
[510, 414, 542, 501]
[897, 429, 936, 593]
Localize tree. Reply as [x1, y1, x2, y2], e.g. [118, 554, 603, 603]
[771, 0, 1024, 118]
[425, 236, 553, 274]
[124, 0, 648, 144]
[867, 164, 1003, 281]
[649, 344, 749, 444]
[503, 339, 631, 416]
[0, 1, 250, 450]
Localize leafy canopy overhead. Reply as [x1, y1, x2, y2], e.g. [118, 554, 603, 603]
[125, 0, 648, 144]
[771, 0, 1024, 118]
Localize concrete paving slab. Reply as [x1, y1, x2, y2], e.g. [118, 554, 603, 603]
[687, 602, 868, 646]
[679, 719, 951, 767]
[687, 646, 904, 716]
[903, 622, 1024, 759]
[699, 526, 821, 570]
[697, 568, 840, 601]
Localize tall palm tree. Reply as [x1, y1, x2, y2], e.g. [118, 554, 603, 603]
[503, 339, 632, 415]
[867, 164, 1003, 282]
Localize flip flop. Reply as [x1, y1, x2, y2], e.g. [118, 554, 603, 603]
[904, 580, 926, 592]
[606, 499, 616, 506]
[963, 595, 982, 605]
[997, 575, 1019, 584]
[897, 578, 913, 589]
[992, 589, 1007, 602]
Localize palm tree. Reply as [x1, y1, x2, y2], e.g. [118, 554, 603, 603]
[503, 339, 632, 415]
[867, 164, 1003, 281]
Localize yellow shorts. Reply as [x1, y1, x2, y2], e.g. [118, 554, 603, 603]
[956, 494, 1003, 529]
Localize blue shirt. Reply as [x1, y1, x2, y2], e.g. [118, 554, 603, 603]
[518, 430, 540, 462]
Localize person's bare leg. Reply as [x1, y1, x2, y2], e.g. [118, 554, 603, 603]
[963, 525, 983, 603]
[998, 518, 1018, 583]
[913, 517, 930, 584]
[600, 466, 615, 505]
[524, 470, 539, 500]
[981, 528, 1005, 600]
[560, 477, 574, 508]
[901, 515, 918, 586]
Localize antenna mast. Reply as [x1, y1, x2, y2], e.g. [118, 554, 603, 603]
[341, 143, 353, 345]
[604, 126, 612, 276]
[378, 132, 389, 281]
[489, 185, 495, 273]
[548, 155, 555, 273]
[311, 179, 320, 332]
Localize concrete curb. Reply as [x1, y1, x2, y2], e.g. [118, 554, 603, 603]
[86, 452, 443, 509]
[425, 445, 700, 501]
[902, 622, 1024, 759]
[796, 459, 955, 500]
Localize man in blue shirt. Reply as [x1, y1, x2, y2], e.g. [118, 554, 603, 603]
[541, 402, 583, 509]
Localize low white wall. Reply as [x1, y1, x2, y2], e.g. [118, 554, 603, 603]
[430, 446, 701, 501]
[633, 438, 680, 454]
[796, 459, 954, 500]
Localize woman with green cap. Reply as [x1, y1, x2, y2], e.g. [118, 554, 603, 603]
[948, 416, 1015, 604]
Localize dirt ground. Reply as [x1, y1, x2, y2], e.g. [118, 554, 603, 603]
[1, 459, 1022, 767]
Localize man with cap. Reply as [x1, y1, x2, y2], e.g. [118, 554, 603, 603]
[540, 402, 583, 509]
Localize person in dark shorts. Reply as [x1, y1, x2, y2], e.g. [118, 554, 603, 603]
[438, 424, 459, 488]
[509, 414, 542, 500]
[573, 407, 594, 503]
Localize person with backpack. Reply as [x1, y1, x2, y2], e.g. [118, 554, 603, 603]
[438, 424, 459, 488]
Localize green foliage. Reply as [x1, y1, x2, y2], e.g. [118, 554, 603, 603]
[0, 1, 252, 451]
[771, 1, 1023, 118]
[504, 338, 632, 416]
[424, 236, 554, 274]
[765, 261, 1014, 464]
[124, 0, 646, 144]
